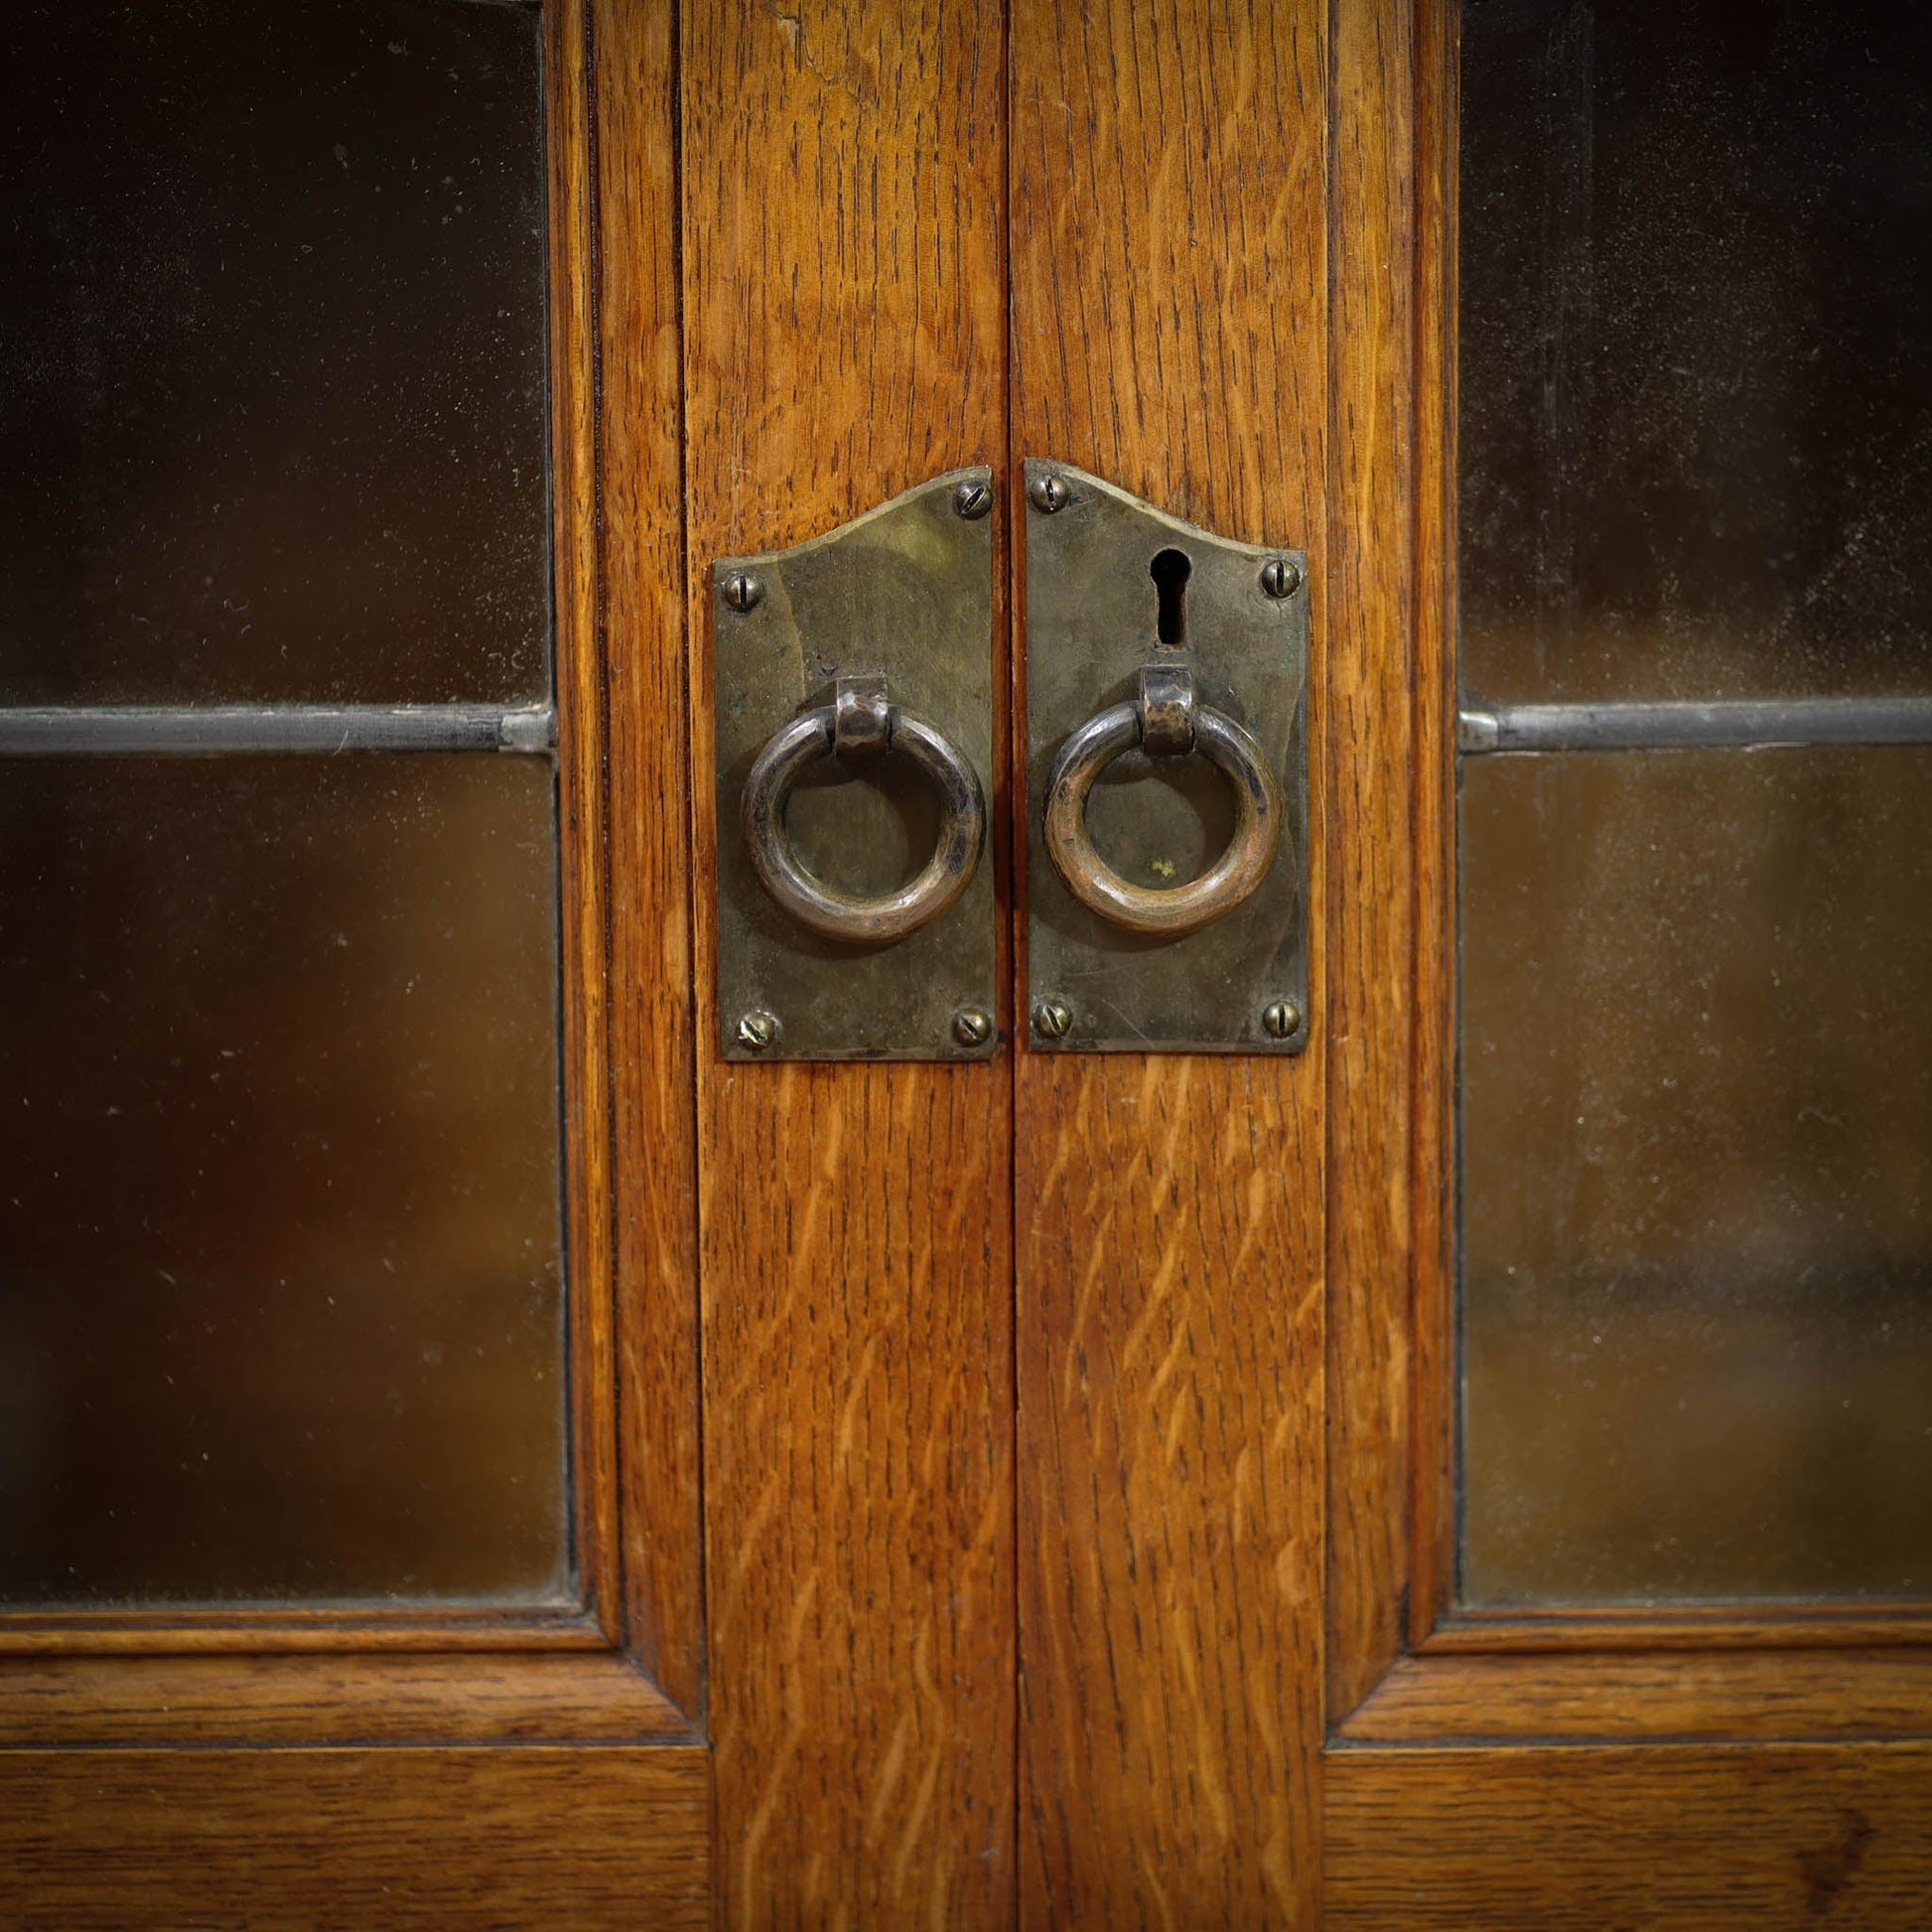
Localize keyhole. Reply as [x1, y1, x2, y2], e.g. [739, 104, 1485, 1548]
[1150, 547, 1191, 646]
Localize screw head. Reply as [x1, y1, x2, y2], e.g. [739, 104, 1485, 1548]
[1260, 557, 1304, 600]
[735, 1009, 779, 1051]
[952, 479, 993, 520]
[722, 570, 764, 614]
[951, 1006, 994, 1048]
[1033, 998, 1073, 1039]
[1027, 473, 1070, 514]
[1261, 999, 1303, 1040]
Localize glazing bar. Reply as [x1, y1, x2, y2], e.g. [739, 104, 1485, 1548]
[0, 705, 557, 757]
[1458, 697, 1932, 755]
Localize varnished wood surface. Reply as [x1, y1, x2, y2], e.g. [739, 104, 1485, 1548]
[1010, 3, 1329, 1922]
[0, 1746, 710, 1930]
[1424, 1607, 1932, 1654]
[1326, 1742, 1932, 1927]
[1325, 0, 1419, 1725]
[681, 4, 1013, 1923]
[0, 1652, 690, 1747]
[592, 0, 706, 1715]
[550, 0, 622, 1645]
[1406, 0, 1458, 1651]
[1340, 1651, 1932, 1744]
[0, 1607, 603, 1656]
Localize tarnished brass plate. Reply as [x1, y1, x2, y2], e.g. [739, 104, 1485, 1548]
[1023, 459, 1309, 1053]
[713, 469, 997, 1061]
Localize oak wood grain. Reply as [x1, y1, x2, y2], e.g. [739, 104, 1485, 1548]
[1339, 1651, 1932, 1745]
[551, 0, 621, 1645]
[1010, 3, 1329, 1922]
[0, 1608, 602, 1657]
[1325, 0, 1419, 1725]
[1407, 0, 1458, 1649]
[0, 1746, 710, 1930]
[681, 4, 1014, 1923]
[1423, 1607, 1932, 1654]
[592, 0, 706, 1715]
[0, 1652, 690, 1747]
[1325, 1742, 1932, 1928]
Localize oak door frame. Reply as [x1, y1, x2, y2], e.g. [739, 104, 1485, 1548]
[0, 0, 703, 1751]
[1322, 0, 1932, 1748]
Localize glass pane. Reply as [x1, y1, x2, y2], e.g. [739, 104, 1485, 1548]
[1459, 0, 1932, 704]
[0, 0, 549, 706]
[1458, 748, 1932, 1604]
[0, 758, 568, 1604]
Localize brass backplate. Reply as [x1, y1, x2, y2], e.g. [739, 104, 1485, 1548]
[713, 469, 997, 1061]
[1024, 459, 1309, 1053]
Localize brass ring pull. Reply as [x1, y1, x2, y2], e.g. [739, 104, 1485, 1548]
[742, 674, 985, 945]
[1043, 665, 1282, 937]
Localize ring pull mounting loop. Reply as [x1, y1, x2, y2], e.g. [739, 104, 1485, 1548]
[742, 674, 985, 946]
[1042, 663, 1282, 938]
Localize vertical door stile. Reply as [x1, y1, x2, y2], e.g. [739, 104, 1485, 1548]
[680, 4, 1015, 1925]
[1010, 2, 1330, 1923]
[1325, 0, 1421, 1725]
[593, 0, 706, 1713]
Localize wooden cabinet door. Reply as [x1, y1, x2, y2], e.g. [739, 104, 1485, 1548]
[7, 3, 1930, 1927]
[1003, 0, 1930, 1921]
[0, 3, 712, 1923]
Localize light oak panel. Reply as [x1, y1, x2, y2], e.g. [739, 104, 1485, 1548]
[0, 1747, 709, 1930]
[681, 4, 1013, 1923]
[1325, 0, 1418, 1722]
[1010, 2, 1328, 1921]
[0, 1652, 689, 1747]
[1341, 1650, 1932, 1745]
[593, 0, 705, 1711]
[1326, 1743, 1932, 1928]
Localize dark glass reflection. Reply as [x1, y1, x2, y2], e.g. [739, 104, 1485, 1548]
[1459, 749, 1932, 1603]
[0, 0, 550, 705]
[1460, 0, 1932, 702]
[0, 759, 569, 1603]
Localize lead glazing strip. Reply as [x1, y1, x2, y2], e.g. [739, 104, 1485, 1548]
[0, 705, 557, 757]
[1458, 696, 1932, 756]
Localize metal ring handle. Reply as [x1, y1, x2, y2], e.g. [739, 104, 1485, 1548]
[742, 705, 985, 944]
[1043, 700, 1282, 936]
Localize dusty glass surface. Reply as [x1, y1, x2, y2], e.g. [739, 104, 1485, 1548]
[1459, 0, 1932, 703]
[0, 0, 549, 705]
[0, 758, 569, 1603]
[1459, 749, 1932, 1603]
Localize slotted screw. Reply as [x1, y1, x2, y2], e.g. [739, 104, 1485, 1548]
[1028, 474, 1070, 514]
[1262, 1000, 1302, 1039]
[1033, 998, 1073, 1039]
[723, 571, 764, 613]
[1260, 557, 1303, 600]
[952, 1007, 994, 1047]
[736, 1009, 779, 1051]
[953, 479, 993, 520]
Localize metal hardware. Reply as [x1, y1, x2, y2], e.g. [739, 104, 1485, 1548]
[1028, 473, 1070, 514]
[952, 479, 993, 520]
[1137, 661, 1197, 757]
[1043, 684, 1283, 938]
[722, 571, 764, 614]
[833, 671, 893, 759]
[951, 1006, 994, 1046]
[736, 1009, 779, 1052]
[1260, 557, 1304, 600]
[740, 684, 985, 945]
[1024, 459, 1309, 1054]
[713, 468, 997, 1061]
[1458, 696, 1932, 756]
[1262, 1000, 1302, 1040]
[0, 704, 556, 758]
[1033, 998, 1073, 1039]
